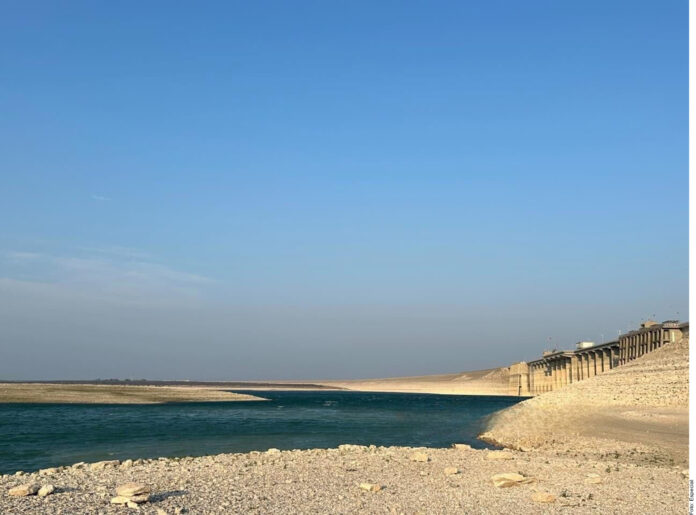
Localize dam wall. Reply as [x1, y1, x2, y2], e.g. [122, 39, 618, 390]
[507, 320, 688, 396]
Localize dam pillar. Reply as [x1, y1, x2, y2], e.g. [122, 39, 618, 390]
[563, 359, 573, 384]
[589, 353, 596, 377]
[572, 355, 581, 382]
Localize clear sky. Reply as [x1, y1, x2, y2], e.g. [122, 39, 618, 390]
[0, 1, 688, 380]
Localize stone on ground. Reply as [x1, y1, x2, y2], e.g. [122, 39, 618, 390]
[531, 491, 556, 503]
[444, 467, 459, 475]
[410, 452, 429, 462]
[116, 482, 150, 497]
[90, 460, 119, 471]
[8, 484, 39, 497]
[359, 482, 382, 492]
[38, 484, 55, 497]
[485, 450, 514, 461]
[491, 473, 527, 488]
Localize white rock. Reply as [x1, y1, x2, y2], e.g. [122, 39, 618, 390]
[8, 483, 40, 497]
[90, 460, 120, 470]
[491, 473, 527, 488]
[116, 482, 151, 497]
[38, 484, 55, 497]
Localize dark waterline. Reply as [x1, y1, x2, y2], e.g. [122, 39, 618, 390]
[0, 390, 523, 474]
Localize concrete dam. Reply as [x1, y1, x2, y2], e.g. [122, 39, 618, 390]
[508, 319, 689, 396]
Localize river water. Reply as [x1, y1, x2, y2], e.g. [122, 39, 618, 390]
[0, 390, 523, 474]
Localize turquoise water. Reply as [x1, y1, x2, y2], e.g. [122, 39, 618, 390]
[0, 390, 522, 474]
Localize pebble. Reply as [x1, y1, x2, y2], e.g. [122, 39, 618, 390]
[531, 491, 556, 503]
[409, 452, 429, 463]
[485, 450, 514, 461]
[359, 482, 382, 492]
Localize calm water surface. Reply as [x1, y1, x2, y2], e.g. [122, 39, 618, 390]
[0, 390, 523, 474]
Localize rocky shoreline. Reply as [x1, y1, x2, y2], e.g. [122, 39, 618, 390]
[1, 444, 687, 514]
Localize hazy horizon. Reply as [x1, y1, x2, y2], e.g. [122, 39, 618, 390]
[1, 1, 688, 380]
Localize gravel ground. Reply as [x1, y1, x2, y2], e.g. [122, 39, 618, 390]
[0, 444, 687, 514]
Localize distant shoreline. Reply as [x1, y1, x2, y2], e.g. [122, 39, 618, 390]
[0, 383, 268, 404]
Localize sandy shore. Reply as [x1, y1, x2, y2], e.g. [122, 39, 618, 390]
[0, 383, 266, 404]
[0, 445, 688, 514]
[319, 367, 511, 396]
[481, 337, 689, 466]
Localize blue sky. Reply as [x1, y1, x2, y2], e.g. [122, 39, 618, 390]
[0, 1, 687, 379]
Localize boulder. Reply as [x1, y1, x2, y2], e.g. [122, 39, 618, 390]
[38, 484, 55, 497]
[410, 452, 429, 463]
[266, 448, 281, 455]
[120, 459, 134, 469]
[38, 467, 59, 476]
[444, 467, 460, 475]
[8, 483, 40, 497]
[452, 443, 473, 451]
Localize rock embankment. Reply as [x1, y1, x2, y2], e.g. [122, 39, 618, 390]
[481, 338, 689, 464]
[0, 445, 686, 514]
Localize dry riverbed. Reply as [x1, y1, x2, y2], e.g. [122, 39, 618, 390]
[0, 383, 265, 404]
[0, 444, 687, 514]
